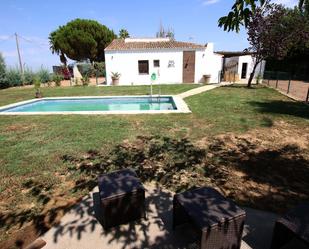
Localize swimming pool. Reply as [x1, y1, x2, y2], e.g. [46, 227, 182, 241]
[0, 96, 191, 115]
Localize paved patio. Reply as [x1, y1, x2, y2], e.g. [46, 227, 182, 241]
[40, 183, 278, 249]
[177, 82, 232, 99]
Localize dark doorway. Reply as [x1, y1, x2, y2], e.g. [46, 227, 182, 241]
[183, 51, 195, 83]
[241, 63, 248, 79]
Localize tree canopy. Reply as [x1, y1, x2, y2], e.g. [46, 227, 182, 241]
[244, 3, 309, 86]
[218, 0, 307, 32]
[119, 29, 130, 39]
[49, 19, 117, 64]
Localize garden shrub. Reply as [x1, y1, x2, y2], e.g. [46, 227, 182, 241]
[23, 68, 36, 85]
[38, 67, 51, 84]
[77, 62, 106, 78]
[0, 53, 8, 89]
[81, 75, 90, 86]
[77, 63, 92, 77]
[6, 68, 22, 87]
[52, 73, 63, 87]
[93, 62, 105, 77]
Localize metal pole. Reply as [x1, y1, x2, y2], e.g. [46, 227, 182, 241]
[150, 80, 153, 101]
[96, 69, 98, 85]
[15, 33, 24, 84]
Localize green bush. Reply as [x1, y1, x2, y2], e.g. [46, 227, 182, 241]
[0, 53, 8, 89]
[77, 63, 92, 77]
[23, 68, 36, 85]
[34, 76, 41, 90]
[52, 73, 63, 87]
[38, 67, 51, 83]
[94, 62, 105, 77]
[6, 68, 22, 87]
[81, 75, 90, 86]
[77, 62, 106, 78]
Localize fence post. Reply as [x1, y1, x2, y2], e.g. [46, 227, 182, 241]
[306, 87, 309, 103]
[287, 74, 291, 94]
[275, 72, 279, 88]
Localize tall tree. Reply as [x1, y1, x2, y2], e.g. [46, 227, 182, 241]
[119, 29, 130, 39]
[246, 3, 304, 87]
[219, 0, 306, 32]
[49, 19, 116, 64]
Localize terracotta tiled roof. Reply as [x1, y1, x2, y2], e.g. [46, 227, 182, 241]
[105, 38, 206, 51]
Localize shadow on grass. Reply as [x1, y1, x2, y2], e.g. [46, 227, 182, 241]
[0, 179, 78, 249]
[207, 137, 309, 213]
[1, 135, 309, 248]
[249, 100, 309, 119]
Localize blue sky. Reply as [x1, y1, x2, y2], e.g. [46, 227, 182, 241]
[0, 0, 297, 71]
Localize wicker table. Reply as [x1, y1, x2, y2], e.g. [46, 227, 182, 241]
[270, 202, 309, 249]
[173, 187, 246, 249]
[98, 169, 145, 229]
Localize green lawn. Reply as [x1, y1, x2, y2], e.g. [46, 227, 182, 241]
[0, 84, 308, 247]
[0, 84, 308, 182]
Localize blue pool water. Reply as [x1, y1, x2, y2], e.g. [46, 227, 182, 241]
[0, 97, 177, 113]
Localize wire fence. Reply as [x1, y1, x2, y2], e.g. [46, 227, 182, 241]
[263, 71, 309, 103]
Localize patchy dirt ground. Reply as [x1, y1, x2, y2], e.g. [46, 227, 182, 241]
[1, 121, 309, 249]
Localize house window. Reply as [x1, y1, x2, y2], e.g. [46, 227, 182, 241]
[153, 60, 160, 67]
[138, 60, 149, 74]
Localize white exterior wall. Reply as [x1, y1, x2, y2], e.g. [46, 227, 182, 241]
[225, 55, 266, 81]
[105, 43, 223, 85]
[194, 43, 222, 83]
[105, 49, 184, 85]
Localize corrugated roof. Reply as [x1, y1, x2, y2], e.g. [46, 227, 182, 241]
[215, 51, 254, 57]
[105, 38, 206, 51]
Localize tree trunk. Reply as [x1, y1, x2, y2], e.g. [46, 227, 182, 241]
[247, 60, 260, 88]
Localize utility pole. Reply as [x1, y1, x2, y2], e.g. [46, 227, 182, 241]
[15, 33, 24, 84]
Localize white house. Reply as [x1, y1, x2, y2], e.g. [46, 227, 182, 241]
[218, 51, 266, 83]
[104, 38, 223, 85]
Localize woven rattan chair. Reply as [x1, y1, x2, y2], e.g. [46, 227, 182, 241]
[98, 169, 146, 229]
[173, 187, 246, 249]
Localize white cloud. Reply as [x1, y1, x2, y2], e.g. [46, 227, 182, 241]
[273, 0, 298, 7]
[0, 35, 13, 41]
[2, 50, 17, 58]
[202, 0, 220, 6]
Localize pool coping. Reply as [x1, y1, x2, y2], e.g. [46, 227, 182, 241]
[0, 95, 191, 115]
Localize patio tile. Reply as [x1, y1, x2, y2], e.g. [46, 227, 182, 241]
[40, 183, 278, 249]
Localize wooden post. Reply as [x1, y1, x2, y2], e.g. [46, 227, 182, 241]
[306, 87, 309, 103]
[275, 72, 279, 88]
[287, 75, 291, 94]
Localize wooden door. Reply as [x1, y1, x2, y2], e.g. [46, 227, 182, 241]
[182, 51, 195, 83]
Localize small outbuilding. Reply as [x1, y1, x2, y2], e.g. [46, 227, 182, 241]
[217, 51, 266, 83]
[104, 38, 222, 85]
